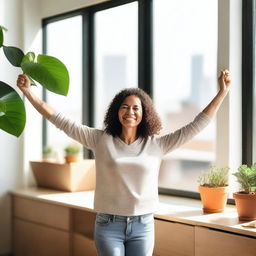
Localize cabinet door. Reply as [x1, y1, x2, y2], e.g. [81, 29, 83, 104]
[72, 209, 96, 239]
[73, 234, 97, 256]
[14, 196, 70, 230]
[14, 219, 70, 256]
[154, 219, 194, 256]
[195, 226, 256, 256]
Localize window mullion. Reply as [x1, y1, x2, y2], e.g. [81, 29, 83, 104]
[138, 0, 153, 97]
[242, 0, 254, 165]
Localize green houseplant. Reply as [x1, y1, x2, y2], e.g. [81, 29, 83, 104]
[0, 25, 69, 137]
[233, 164, 256, 220]
[42, 145, 55, 162]
[198, 166, 229, 213]
[64, 143, 81, 163]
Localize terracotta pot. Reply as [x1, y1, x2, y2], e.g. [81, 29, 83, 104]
[65, 155, 78, 163]
[233, 192, 256, 221]
[199, 186, 228, 213]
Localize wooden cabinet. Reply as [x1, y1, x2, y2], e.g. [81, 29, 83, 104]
[72, 209, 95, 239]
[154, 219, 194, 256]
[14, 219, 70, 256]
[12, 196, 97, 256]
[195, 226, 256, 256]
[71, 209, 97, 255]
[11, 190, 256, 256]
[13, 197, 70, 230]
[72, 234, 97, 256]
[154, 223, 256, 256]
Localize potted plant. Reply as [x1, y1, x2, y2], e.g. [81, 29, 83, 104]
[198, 166, 229, 213]
[233, 164, 256, 221]
[64, 143, 81, 163]
[42, 145, 55, 162]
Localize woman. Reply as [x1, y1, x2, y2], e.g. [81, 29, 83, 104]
[17, 70, 231, 256]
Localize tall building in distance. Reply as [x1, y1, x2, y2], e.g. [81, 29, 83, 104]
[190, 55, 204, 105]
[185, 54, 213, 108]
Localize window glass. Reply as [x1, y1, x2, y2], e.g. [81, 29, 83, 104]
[153, 0, 218, 192]
[46, 16, 83, 160]
[94, 2, 138, 129]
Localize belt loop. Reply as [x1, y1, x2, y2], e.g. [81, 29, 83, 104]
[113, 215, 116, 223]
[139, 215, 142, 223]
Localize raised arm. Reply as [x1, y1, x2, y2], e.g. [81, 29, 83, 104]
[202, 69, 231, 118]
[157, 70, 231, 155]
[17, 74, 55, 120]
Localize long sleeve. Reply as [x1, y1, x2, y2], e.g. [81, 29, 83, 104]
[49, 112, 102, 151]
[156, 112, 211, 155]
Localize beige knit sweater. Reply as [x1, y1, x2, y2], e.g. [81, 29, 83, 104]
[49, 112, 210, 216]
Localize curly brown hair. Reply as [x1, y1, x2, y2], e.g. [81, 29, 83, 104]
[104, 88, 162, 139]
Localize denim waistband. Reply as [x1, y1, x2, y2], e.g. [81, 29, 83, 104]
[96, 212, 153, 222]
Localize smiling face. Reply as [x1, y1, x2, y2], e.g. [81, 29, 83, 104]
[118, 95, 143, 129]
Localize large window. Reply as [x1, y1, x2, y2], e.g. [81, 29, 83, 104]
[94, 2, 138, 129]
[43, 0, 243, 199]
[45, 16, 83, 159]
[153, 0, 217, 192]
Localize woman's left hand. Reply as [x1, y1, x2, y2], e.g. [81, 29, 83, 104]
[202, 69, 231, 118]
[218, 69, 231, 94]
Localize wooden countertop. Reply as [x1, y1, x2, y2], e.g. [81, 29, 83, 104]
[10, 187, 256, 238]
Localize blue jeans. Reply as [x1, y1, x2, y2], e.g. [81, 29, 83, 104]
[94, 213, 155, 256]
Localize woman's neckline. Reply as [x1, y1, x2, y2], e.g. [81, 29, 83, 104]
[116, 136, 142, 146]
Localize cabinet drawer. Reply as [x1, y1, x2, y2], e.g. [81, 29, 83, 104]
[154, 219, 194, 256]
[14, 219, 70, 256]
[13, 196, 70, 230]
[195, 226, 256, 256]
[72, 233, 97, 256]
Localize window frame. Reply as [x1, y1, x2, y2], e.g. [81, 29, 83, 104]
[42, 0, 246, 203]
[42, 0, 150, 158]
[242, 0, 254, 165]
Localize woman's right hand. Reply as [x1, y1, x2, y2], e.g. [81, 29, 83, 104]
[16, 73, 55, 119]
[17, 74, 31, 92]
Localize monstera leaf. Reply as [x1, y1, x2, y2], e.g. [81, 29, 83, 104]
[3, 46, 24, 67]
[0, 25, 70, 137]
[0, 81, 26, 137]
[21, 54, 69, 96]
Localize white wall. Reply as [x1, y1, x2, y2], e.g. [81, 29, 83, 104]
[0, 0, 24, 253]
[0, 0, 242, 254]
